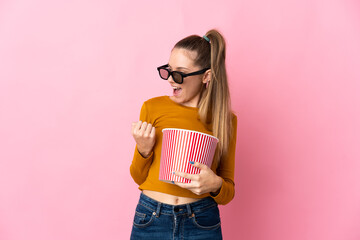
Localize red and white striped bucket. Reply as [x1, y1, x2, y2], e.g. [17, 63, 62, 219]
[159, 128, 219, 183]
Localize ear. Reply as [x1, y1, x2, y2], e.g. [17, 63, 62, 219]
[202, 69, 211, 84]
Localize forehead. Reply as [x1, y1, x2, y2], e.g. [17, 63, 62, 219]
[168, 48, 198, 69]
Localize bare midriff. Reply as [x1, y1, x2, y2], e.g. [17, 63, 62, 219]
[142, 190, 202, 205]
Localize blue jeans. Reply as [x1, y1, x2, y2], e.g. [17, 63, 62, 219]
[130, 193, 222, 240]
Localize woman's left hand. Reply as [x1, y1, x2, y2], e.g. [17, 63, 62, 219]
[173, 162, 223, 196]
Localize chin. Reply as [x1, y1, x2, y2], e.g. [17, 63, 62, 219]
[171, 95, 184, 103]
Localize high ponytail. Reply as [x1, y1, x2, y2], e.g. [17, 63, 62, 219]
[174, 29, 233, 165]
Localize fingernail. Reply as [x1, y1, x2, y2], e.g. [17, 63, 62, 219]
[189, 161, 195, 164]
[172, 171, 175, 174]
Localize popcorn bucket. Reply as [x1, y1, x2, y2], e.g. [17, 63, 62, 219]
[159, 128, 219, 183]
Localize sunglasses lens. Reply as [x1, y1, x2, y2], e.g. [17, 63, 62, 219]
[172, 72, 182, 84]
[159, 68, 169, 80]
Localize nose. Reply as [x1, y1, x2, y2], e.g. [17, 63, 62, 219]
[167, 75, 175, 84]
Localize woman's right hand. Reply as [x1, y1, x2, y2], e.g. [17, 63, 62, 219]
[131, 121, 156, 158]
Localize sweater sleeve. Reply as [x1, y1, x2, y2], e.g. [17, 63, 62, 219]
[211, 114, 237, 205]
[129, 102, 154, 185]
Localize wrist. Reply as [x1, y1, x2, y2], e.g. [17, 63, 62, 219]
[211, 176, 223, 196]
[137, 147, 151, 158]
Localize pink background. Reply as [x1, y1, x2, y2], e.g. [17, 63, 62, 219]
[0, 0, 359, 239]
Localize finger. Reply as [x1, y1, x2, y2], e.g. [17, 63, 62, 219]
[144, 123, 153, 136]
[139, 121, 148, 135]
[173, 171, 195, 181]
[135, 121, 142, 132]
[150, 126, 156, 139]
[132, 122, 139, 131]
[173, 181, 192, 189]
[132, 122, 136, 132]
[132, 121, 142, 135]
[191, 161, 208, 170]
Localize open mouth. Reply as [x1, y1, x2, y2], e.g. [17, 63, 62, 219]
[172, 86, 182, 96]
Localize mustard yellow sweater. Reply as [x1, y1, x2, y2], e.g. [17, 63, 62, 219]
[130, 96, 237, 205]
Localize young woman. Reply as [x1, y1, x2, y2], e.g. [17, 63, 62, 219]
[130, 29, 237, 240]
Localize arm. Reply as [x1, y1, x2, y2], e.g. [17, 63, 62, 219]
[173, 114, 238, 205]
[130, 147, 154, 185]
[211, 114, 237, 204]
[129, 102, 156, 185]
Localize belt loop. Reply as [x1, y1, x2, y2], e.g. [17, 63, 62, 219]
[156, 202, 161, 217]
[186, 204, 194, 218]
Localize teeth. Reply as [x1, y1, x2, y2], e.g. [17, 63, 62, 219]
[173, 87, 180, 90]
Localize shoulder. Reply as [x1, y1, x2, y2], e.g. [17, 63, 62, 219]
[140, 96, 171, 113]
[138, 96, 170, 120]
[143, 96, 169, 106]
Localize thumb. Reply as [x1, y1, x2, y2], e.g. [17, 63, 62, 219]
[132, 121, 142, 132]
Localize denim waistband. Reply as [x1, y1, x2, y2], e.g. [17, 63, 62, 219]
[138, 192, 218, 217]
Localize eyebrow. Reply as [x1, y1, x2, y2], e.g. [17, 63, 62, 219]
[168, 64, 189, 71]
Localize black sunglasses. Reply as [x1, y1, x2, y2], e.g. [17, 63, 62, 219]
[157, 64, 210, 84]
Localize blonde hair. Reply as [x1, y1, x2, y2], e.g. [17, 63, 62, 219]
[174, 29, 233, 165]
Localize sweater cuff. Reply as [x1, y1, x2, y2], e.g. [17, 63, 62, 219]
[210, 178, 234, 205]
[210, 178, 225, 198]
[135, 148, 153, 161]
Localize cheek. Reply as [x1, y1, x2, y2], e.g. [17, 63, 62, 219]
[183, 78, 203, 92]
[190, 80, 203, 94]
